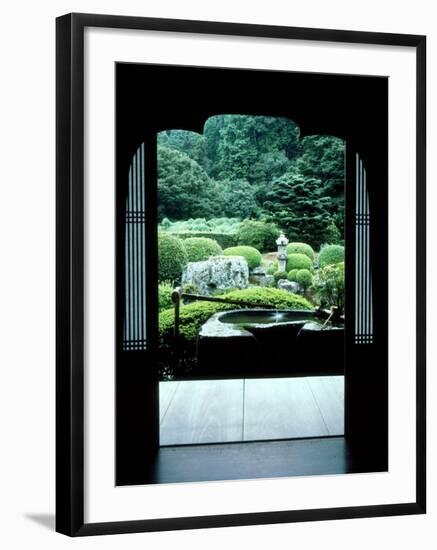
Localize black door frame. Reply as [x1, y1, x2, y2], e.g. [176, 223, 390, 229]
[115, 63, 389, 485]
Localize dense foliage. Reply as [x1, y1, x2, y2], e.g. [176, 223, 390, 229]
[287, 269, 299, 282]
[286, 253, 313, 272]
[295, 268, 313, 289]
[157, 116, 345, 249]
[157, 146, 222, 220]
[223, 245, 262, 270]
[313, 262, 345, 313]
[286, 242, 315, 260]
[158, 233, 188, 282]
[236, 220, 280, 253]
[158, 281, 174, 311]
[318, 244, 345, 267]
[264, 173, 338, 248]
[183, 237, 223, 262]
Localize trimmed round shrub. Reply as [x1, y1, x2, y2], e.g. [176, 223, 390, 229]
[286, 242, 315, 261]
[158, 233, 188, 282]
[237, 219, 280, 253]
[273, 271, 288, 282]
[223, 245, 262, 270]
[183, 237, 222, 262]
[172, 231, 237, 249]
[286, 253, 313, 272]
[287, 269, 298, 282]
[318, 244, 345, 267]
[158, 281, 174, 311]
[295, 269, 313, 289]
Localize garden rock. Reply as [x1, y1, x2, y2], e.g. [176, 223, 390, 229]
[181, 256, 249, 295]
[251, 266, 273, 287]
[277, 279, 300, 294]
[260, 274, 275, 287]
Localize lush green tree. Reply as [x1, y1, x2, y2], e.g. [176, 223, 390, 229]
[156, 118, 345, 251]
[263, 172, 337, 249]
[236, 219, 280, 253]
[216, 115, 299, 185]
[157, 145, 223, 220]
[292, 135, 345, 231]
[157, 130, 207, 168]
[221, 179, 260, 219]
[203, 116, 226, 178]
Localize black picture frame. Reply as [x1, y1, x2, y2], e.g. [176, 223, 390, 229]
[56, 12, 426, 536]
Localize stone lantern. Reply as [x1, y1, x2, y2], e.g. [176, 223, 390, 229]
[276, 233, 289, 273]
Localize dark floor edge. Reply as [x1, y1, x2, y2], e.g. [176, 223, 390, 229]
[74, 502, 422, 536]
[159, 434, 345, 449]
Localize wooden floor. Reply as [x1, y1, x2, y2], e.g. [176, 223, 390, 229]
[159, 376, 344, 446]
[148, 437, 361, 484]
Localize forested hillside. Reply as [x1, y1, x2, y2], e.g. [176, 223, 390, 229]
[157, 114, 344, 248]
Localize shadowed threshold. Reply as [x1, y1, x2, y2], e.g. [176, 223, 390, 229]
[144, 437, 380, 484]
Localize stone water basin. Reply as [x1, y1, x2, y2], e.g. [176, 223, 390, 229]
[196, 308, 344, 378]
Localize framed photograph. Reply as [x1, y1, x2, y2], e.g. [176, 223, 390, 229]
[56, 13, 426, 536]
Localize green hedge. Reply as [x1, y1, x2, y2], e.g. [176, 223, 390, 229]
[158, 281, 174, 311]
[158, 233, 188, 282]
[286, 253, 313, 272]
[159, 287, 313, 344]
[159, 301, 235, 343]
[237, 219, 280, 253]
[223, 245, 262, 270]
[171, 231, 237, 249]
[287, 269, 298, 282]
[183, 237, 223, 262]
[286, 242, 315, 260]
[318, 244, 345, 267]
[295, 268, 313, 289]
[223, 288, 312, 309]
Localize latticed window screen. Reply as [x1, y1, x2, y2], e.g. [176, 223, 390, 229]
[355, 153, 373, 344]
[123, 143, 147, 351]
